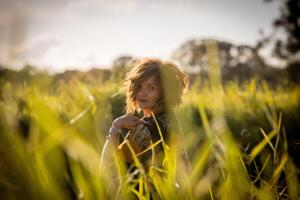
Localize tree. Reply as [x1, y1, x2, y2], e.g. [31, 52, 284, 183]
[172, 39, 266, 73]
[265, 0, 300, 60]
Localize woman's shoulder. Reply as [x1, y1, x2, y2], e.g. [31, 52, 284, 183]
[155, 111, 179, 129]
[144, 112, 168, 128]
[143, 112, 179, 140]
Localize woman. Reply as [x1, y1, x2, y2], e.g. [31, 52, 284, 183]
[100, 58, 189, 174]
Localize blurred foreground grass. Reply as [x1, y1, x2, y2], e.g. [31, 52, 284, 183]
[0, 77, 300, 199]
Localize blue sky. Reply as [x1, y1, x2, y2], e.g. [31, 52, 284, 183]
[0, 0, 281, 72]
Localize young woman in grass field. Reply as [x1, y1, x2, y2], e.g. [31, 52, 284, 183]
[100, 58, 189, 173]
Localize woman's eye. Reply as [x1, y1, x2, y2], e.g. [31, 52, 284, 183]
[150, 86, 155, 90]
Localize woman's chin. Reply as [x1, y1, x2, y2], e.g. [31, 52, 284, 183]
[138, 106, 147, 110]
[138, 104, 151, 110]
[136, 103, 145, 108]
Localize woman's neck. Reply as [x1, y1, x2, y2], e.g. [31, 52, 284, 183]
[143, 108, 163, 117]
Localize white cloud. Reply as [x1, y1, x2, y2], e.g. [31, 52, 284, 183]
[66, 0, 138, 13]
[24, 36, 60, 58]
[0, 35, 60, 68]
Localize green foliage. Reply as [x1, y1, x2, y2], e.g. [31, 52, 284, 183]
[0, 74, 299, 199]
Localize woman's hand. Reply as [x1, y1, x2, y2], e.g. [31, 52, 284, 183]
[112, 114, 144, 129]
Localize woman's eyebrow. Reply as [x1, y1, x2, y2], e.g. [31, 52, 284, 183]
[146, 82, 158, 86]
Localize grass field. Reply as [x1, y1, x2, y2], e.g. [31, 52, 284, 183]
[0, 75, 299, 199]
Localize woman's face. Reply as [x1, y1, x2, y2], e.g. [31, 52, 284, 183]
[135, 75, 161, 114]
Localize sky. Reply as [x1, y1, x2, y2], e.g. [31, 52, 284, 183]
[0, 0, 281, 72]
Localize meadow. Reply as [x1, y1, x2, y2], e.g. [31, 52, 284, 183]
[0, 71, 299, 200]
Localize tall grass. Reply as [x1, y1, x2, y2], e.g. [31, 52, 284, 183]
[1, 76, 299, 199]
[1, 53, 300, 199]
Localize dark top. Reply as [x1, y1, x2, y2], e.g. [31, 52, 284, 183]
[119, 112, 175, 169]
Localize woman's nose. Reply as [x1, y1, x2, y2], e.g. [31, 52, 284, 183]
[137, 87, 146, 97]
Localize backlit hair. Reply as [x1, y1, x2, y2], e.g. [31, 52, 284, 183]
[124, 58, 189, 114]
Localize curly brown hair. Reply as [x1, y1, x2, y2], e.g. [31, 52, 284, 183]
[124, 58, 189, 114]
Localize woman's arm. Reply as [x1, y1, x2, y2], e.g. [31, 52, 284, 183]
[99, 127, 120, 171]
[100, 115, 144, 169]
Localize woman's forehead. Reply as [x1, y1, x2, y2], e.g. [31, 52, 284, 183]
[141, 75, 159, 85]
